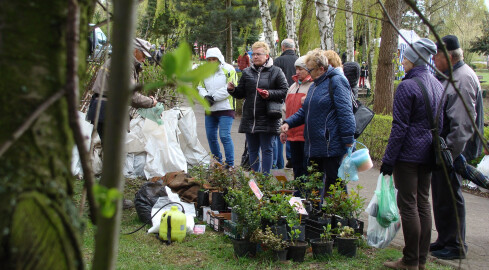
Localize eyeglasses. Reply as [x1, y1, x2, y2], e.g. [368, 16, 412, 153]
[305, 67, 316, 74]
[252, 53, 266, 57]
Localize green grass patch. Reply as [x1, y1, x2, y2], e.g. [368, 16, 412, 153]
[75, 180, 451, 269]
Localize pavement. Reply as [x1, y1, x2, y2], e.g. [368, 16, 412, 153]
[189, 102, 489, 270]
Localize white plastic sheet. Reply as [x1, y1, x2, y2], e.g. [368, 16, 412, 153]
[177, 107, 210, 165]
[71, 111, 103, 177]
[147, 186, 196, 234]
[125, 116, 146, 153]
[143, 109, 187, 178]
[123, 152, 147, 179]
[476, 155, 489, 193]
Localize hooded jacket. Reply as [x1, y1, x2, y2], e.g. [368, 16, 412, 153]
[198, 48, 238, 112]
[230, 58, 288, 134]
[382, 66, 444, 166]
[283, 74, 313, 141]
[284, 66, 355, 158]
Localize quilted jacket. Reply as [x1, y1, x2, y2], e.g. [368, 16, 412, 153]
[230, 58, 288, 134]
[284, 66, 355, 158]
[382, 66, 444, 165]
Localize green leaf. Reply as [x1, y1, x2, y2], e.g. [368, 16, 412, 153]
[179, 62, 218, 83]
[162, 53, 176, 77]
[173, 42, 192, 76]
[143, 81, 167, 91]
[93, 184, 122, 218]
[177, 84, 210, 111]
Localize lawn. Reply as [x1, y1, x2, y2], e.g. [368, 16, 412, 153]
[75, 179, 451, 269]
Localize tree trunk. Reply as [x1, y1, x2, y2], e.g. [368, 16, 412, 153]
[92, 0, 138, 269]
[258, 0, 276, 57]
[422, 0, 432, 37]
[226, 0, 233, 63]
[328, 0, 339, 50]
[285, 0, 299, 54]
[0, 0, 93, 269]
[345, 0, 354, 61]
[315, 0, 338, 50]
[373, 0, 404, 115]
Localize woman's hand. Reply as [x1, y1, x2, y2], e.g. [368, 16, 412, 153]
[227, 82, 235, 92]
[281, 123, 289, 133]
[280, 132, 287, 144]
[150, 96, 157, 107]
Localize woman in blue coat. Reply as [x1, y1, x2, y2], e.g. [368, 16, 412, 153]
[281, 48, 355, 195]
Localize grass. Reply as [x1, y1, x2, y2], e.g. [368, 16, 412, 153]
[475, 69, 489, 90]
[75, 179, 451, 269]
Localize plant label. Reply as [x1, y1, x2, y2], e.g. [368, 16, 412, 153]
[271, 169, 288, 183]
[289, 197, 308, 215]
[248, 179, 263, 200]
[193, 225, 206, 235]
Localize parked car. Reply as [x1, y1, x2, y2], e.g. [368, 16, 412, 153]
[88, 24, 111, 61]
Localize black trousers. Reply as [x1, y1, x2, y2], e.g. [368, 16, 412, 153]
[289, 141, 307, 179]
[431, 169, 467, 253]
[308, 156, 345, 197]
[394, 162, 432, 266]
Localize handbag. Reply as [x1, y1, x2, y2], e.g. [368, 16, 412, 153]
[266, 100, 283, 119]
[412, 78, 453, 168]
[328, 78, 375, 138]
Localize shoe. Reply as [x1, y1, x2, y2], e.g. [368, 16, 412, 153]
[123, 199, 134, 210]
[285, 160, 292, 169]
[429, 242, 444, 252]
[431, 248, 466, 260]
[383, 258, 418, 270]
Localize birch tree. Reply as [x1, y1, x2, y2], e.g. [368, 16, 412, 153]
[258, 0, 276, 57]
[284, 0, 299, 54]
[315, 0, 338, 50]
[345, 0, 354, 61]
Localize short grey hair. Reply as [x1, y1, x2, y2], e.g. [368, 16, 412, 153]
[305, 48, 328, 69]
[281, 39, 295, 49]
[449, 48, 464, 62]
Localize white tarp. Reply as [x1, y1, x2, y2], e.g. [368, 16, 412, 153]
[177, 107, 210, 166]
[71, 111, 103, 177]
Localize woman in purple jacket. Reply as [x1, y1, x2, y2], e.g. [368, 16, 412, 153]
[381, 39, 443, 270]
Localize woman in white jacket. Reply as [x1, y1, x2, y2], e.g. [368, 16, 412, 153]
[198, 47, 238, 167]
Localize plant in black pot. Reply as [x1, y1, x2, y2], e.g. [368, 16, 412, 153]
[251, 226, 289, 261]
[310, 223, 334, 259]
[188, 164, 210, 209]
[208, 164, 231, 211]
[286, 218, 308, 262]
[291, 163, 324, 205]
[336, 224, 359, 257]
[225, 186, 261, 258]
[259, 193, 294, 240]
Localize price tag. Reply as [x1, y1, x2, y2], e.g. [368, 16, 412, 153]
[248, 179, 263, 200]
[271, 170, 288, 183]
[289, 197, 308, 215]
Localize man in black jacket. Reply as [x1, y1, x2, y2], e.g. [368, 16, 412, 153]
[273, 39, 298, 169]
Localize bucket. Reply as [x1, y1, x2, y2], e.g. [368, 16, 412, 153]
[351, 148, 373, 172]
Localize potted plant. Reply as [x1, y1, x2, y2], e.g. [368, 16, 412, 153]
[286, 218, 308, 262]
[336, 224, 359, 257]
[259, 193, 294, 240]
[208, 164, 230, 211]
[225, 186, 261, 258]
[310, 223, 334, 259]
[251, 226, 289, 261]
[188, 164, 210, 209]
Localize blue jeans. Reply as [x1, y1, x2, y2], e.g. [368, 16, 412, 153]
[286, 141, 291, 160]
[246, 133, 274, 174]
[205, 115, 234, 166]
[272, 136, 284, 169]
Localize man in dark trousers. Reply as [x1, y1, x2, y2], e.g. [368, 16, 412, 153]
[431, 34, 484, 260]
[359, 62, 368, 88]
[274, 38, 298, 169]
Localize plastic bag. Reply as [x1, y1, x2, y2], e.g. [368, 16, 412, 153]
[375, 173, 399, 228]
[134, 180, 168, 225]
[177, 107, 211, 166]
[137, 102, 164, 125]
[365, 189, 400, 248]
[338, 147, 358, 181]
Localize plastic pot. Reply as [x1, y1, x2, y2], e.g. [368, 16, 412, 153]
[286, 241, 308, 262]
[231, 239, 257, 258]
[310, 238, 333, 259]
[210, 191, 226, 211]
[273, 249, 288, 261]
[197, 190, 209, 208]
[336, 237, 358, 257]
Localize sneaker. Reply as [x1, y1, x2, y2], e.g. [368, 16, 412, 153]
[383, 258, 418, 270]
[285, 160, 292, 169]
[429, 242, 444, 252]
[431, 248, 466, 260]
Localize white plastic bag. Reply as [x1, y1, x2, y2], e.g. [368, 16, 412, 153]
[177, 107, 210, 166]
[71, 111, 103, 177]
[142, 110, 187, 178]
[366, 187, 401, 248]
[147, 187, 196, 234]
[123, 152, 147, 179]
[476, 155, 489, 193]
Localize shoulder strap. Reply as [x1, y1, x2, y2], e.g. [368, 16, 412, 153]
[412, 77, 435, 131]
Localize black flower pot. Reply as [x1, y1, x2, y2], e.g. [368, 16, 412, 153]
[197, 190, 209, 208]
[271, 224, 288, 241]
[211, 191, 226, 211]
[310, 238, 333, 259]
[231, 239, 257, 258]
[273, 249, 288, 261]
[336, 237, 358, 257]
[287, 224, 306, 242]
[286, 241, 308, 262]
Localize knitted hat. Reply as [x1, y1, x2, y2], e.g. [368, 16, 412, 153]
[294, 56, 307, 69]
[436, 35, 460, 51]
[343, 62, 360, 88]
[404, 38, 437, 66]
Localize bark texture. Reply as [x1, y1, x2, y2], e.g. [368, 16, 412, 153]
[258, 0, 276, 57]
[285, 0, 299, 54]
[0, 0, 92, 269]
[345, 0, 354, 62]
[315, 0, 338, 50]
[373, 0, 404, 114]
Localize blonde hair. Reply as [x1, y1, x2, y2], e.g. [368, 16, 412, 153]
[324, 50, 342, 68]
[305, 48, 329, 69]
[252, 41, 270, 55]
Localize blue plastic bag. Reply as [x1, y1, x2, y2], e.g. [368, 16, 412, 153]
[338, 146, 359, 181]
